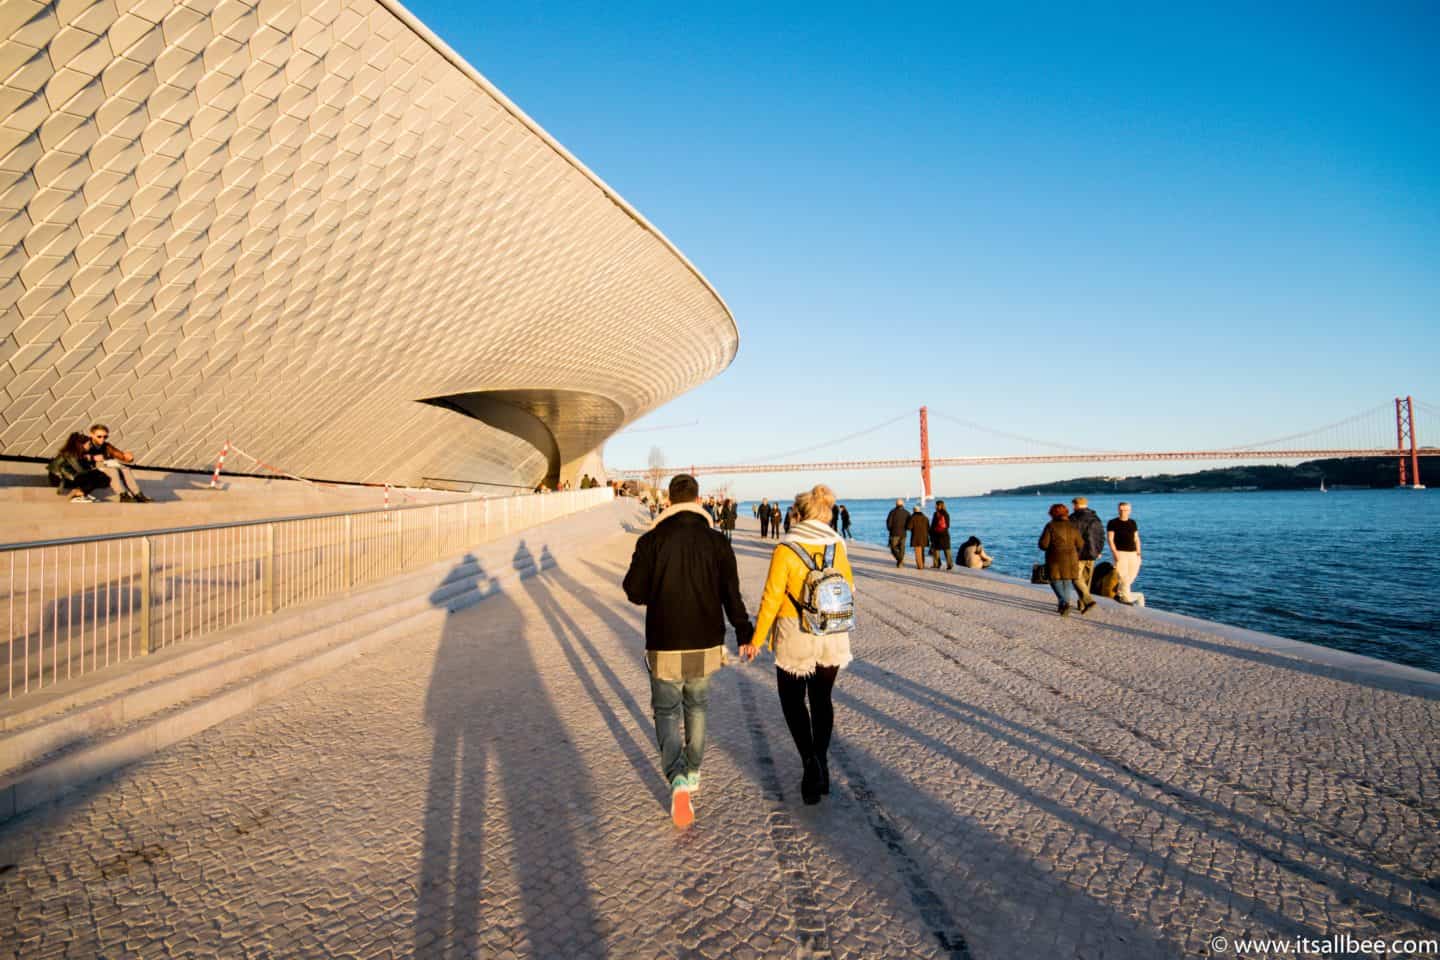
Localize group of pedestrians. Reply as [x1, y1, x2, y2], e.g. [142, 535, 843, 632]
[883, 498, 991, 571]
[753, 499, 783, 539]
[624, 476, 855, 828]
[1038, 497, 1142, 615]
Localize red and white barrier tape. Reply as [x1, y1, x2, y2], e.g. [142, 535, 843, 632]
[209, 439, 426, 501]
[209, 440, 229, 489]
[223, 442, 318, 486]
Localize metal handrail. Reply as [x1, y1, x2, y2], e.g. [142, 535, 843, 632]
[3, 487, 614, 700]
[0, 494, 501, 552]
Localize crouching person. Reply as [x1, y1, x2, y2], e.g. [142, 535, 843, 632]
[623, 473, 754, 829]
[48, 432, 109, 503]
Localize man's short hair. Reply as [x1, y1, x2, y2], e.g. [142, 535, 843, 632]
[89, 423, 109, 433]
[668, 474, 699, 504]
[1118, 501, 1130, 509]
[896, 498, 904, 506]
[1072, 496, 1088, 507]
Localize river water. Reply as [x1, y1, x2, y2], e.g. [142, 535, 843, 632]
[742, 489, 1440, 673]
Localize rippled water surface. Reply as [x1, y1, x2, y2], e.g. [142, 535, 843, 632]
[744, 490, 1440, 672]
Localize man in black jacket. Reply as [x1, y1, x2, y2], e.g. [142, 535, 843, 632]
[623, 474, 754, 829]
[1069, 496, 1104, 613]
[885, 499, 910, 567]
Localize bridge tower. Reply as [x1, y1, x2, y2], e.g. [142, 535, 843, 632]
[1395, 396, 1423, 489]
[919, 406, 933, 500]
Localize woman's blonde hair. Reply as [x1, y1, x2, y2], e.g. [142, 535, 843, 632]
[793, 484, 836, 522]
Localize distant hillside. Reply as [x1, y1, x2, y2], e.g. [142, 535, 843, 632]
[983, 456, 1440, 497]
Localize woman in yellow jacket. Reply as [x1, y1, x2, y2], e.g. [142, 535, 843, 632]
[740, 484, 855, 804]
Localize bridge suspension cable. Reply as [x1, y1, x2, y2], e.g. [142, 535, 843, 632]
[927, 409, 1114, 454]
[729, 410, 914, 465]
[1222, 402, 1395, 452]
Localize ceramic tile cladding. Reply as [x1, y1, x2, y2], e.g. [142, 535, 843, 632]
[0, 0, 736, 487]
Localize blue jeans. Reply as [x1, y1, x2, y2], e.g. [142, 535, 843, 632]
[649, 674, 709, 786]
[1049, 579, 1077, 608]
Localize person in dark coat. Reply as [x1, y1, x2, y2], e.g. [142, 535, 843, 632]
[1069, 497, 1104, 613]
[623, 474, 754, 827]
[47, 432, 110, 503]
[783, 506, 795, 534]
[757, 498, 770, 538]
[885, 499, 910, 567]
[928, 500, 953, 570]
[720, 498, 737, 541]
[839, 504, 853, 540]
[1038, 503, 1085, 616]
[770, 504, 782, 539]
[907, 505, 929, 570]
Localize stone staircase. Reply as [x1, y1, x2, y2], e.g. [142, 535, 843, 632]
[0, 460, 466, 543]
[0, 499, 643, 822]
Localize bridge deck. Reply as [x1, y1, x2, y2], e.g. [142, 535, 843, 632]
[1, 516, 1436, 958]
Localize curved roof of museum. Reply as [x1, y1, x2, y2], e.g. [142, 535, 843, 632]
[0, 0, 736, 487]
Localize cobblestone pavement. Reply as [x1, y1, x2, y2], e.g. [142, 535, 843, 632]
[2, 520, 1438, 959]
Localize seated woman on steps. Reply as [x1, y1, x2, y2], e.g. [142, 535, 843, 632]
[47, 433, 109, 504]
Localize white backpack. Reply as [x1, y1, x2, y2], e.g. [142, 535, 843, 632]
[784, 543, 855, 635]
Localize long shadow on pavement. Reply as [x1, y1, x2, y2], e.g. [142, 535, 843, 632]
[559, 557, 1188, 958]
[522, 553, 668, 812]
[849, 660, 1440, 926]
[831, 680, 1361, 945]
[414, 549, 605, 959]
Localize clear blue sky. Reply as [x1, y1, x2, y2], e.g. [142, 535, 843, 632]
[407, 0, 1439, 498]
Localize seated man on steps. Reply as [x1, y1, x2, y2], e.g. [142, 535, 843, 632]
[83, 424, 152, 503]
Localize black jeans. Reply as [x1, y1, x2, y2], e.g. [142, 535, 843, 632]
[888, 535, 905, 564]
[776, 665, 839, 762]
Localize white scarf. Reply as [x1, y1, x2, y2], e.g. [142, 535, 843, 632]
[651, 501, 714, 528]
[782, 518, 844, 545]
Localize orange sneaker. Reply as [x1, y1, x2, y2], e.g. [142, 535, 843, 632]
[671, 785, 694, 829]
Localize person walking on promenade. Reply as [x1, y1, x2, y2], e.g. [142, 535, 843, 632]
[839, 504, 853, 540]
[959, 536, 993, 569]
[721, 498, 737, 541]
[1107, 502, 1143, 605]
[1069, 496, 1104, 613]
[758, 498, 771, 538]
[740, 484, 854, 805]
[82, 424, 152, 502]
[623, 474, 755, 829]
[770, 503, 783, 539]
[907, 504, 929, 570]
[1039, 503, 1085, 616]
[783, 505, 795, 535]
[885, 498, 909, 567]
[929, 500, 953, 570]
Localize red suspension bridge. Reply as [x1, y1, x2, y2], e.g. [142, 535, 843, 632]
[615, 396, 1435, 496]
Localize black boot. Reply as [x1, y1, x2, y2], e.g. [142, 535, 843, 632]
[800, 756, 822, 805]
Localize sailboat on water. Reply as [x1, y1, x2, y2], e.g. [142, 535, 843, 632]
[1319, 478, 1327, 493]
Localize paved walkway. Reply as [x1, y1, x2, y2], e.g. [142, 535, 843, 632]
[2, 518, 1438, 959]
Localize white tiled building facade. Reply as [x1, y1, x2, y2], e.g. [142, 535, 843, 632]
[0, 0, 736, 488]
